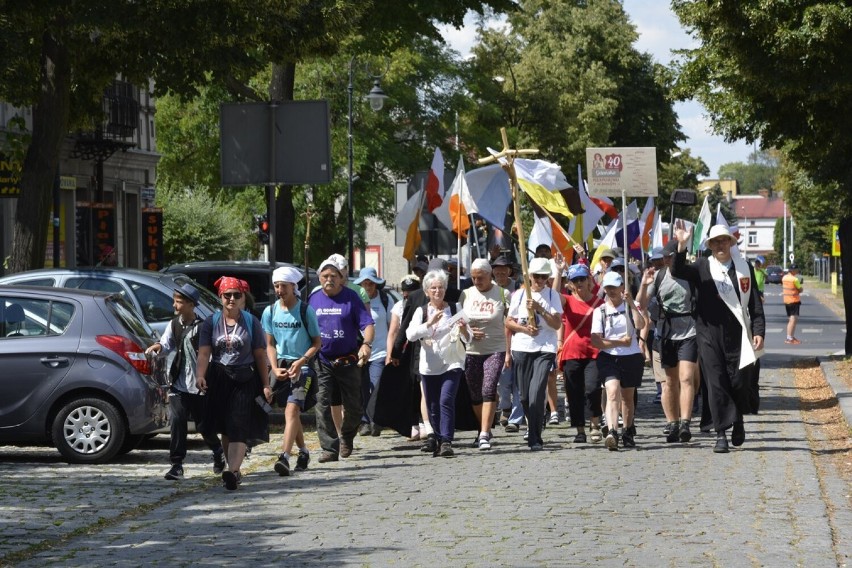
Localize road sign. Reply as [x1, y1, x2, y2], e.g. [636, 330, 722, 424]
[789, 253, 795, 262]
[832, 224, 841, 257]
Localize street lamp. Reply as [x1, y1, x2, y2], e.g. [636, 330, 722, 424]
[348, 58, 389, 273]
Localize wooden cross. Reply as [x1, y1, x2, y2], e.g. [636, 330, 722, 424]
[478, 127, 540, 327]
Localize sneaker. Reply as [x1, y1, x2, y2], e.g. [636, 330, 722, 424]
[358, 423, 372, 436]
[589, 427, 603, 443]
[438, 441, 454, 457]
[663, 422, 671, 435]
[295, 450, 310, 471]
[421, 434, 437, 453]
[164, 464, 183, 480]
[617, 415, 624, 427]
[409, 426, 420, 441]
[499, 410, 510, 427]
[318, 451, 339, 463]
[274, 454, 290, 477]
[478, 435, 492, 451]
[222, 470, 238, 490]
[679, 420, 692, 443]
[530, 443, 543, 451]
[666, 421, 681, 443]
[573, 432, 587, 443]
[505, 423, 520, 433]
[605, 431, 618, 451]
[212, 451, 226, 475]
[371, 424, 382, 437]
[340, 438, 353, 458]
[523, 430, 529, 441]
[622, 426, 636, 448]
[548, 412, 559, 425]
[784, 337, 801, 345]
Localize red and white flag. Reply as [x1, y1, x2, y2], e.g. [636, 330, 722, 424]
[424, 147, 444, 212]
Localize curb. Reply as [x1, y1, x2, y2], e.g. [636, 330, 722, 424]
[819, 357, 852, 432]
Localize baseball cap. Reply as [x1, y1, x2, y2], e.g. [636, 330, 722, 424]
[567, 264, 591, 280]
[602, 271, 624, 288]
[528, 257, 552, 275]
[649, 247, 664, 261]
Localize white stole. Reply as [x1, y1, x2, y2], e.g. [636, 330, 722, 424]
[707, 254, 764, 369]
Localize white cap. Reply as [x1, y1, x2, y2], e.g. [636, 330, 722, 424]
[528, 257, 552, 275]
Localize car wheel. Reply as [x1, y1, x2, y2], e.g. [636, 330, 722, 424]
[51, 397, 126, 464]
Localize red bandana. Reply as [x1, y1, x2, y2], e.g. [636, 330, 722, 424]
[214, 276, 250, 295]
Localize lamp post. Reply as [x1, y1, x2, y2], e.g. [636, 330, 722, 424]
[347, 57, 388, 273]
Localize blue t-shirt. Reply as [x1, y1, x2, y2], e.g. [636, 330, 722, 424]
[261, 299, 320, 361]
[367, 292, 394, 361]
[199, 311, 265, 366]
[308, 286, 374, 359]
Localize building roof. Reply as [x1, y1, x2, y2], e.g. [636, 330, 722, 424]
[732, 196, 786, 219]
[698, 179, 740, 196]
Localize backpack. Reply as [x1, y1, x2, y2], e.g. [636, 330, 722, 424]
[598, 303, 635, 338]
[653, 267, 696, 320]
[270, 299, 312, 337]
[168, 315, 201, 382]
[377, 290, 390, 330]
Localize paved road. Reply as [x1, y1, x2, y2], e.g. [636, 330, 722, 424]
[761, 283, 845, 357]
[2, 280, 850, 567]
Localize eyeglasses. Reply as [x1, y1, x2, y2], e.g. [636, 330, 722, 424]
[570, 276, 588, 284]
[531, 274, 549, 280]
[222, 292, 243, 300]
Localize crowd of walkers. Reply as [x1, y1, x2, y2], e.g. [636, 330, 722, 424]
[147, 223, 765, 489]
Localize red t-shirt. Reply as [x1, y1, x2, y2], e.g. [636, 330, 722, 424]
[559, 292, 603, 361]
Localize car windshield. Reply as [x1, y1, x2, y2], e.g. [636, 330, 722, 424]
[106, 295, 156, 344]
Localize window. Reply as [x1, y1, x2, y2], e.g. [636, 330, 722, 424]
[13, 277, 56, 287]
[748, 231, 758, 246]
[128, 281, 175, 323]
[67, 277, 125, 295]
[0, 297, 74, 338]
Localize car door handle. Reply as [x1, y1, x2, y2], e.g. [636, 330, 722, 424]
[40, 356, 70, 368]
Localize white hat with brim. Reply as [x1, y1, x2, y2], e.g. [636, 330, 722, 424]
[707, 224, 737, 243]
[528, 257, 552, 275]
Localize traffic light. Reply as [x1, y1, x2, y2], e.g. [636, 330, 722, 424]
[254, 214, 270, 245]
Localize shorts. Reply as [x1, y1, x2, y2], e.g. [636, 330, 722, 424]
[785, 302, 801, 317]
[272, 360, 318, 411]
[659, 336, 698, 369]
[596, 351, 644, 389]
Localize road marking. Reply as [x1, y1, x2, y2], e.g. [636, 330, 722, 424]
[801, 328, 821, 333]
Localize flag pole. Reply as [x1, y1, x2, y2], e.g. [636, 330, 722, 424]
[456, 183, 462, 288]
[621, 189, 628, 265]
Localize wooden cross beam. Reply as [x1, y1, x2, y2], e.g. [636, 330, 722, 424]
[476, 127, 539, 327]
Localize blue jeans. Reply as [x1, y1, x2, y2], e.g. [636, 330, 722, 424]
[497, 365, 525, 425]
[361, 359, 385, 423]
[421, 369, 462, 443]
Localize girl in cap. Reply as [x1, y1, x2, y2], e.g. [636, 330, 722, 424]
[196, 276, 270, 490]
[590, 271, 646, 451]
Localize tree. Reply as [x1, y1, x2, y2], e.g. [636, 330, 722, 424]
[717, 149, 780, 195]
[671, 0, 852, 353]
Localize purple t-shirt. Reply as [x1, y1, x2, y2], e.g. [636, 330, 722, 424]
[308, 286, 374, 359]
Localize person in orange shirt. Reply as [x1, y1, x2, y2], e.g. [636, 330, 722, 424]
[782, 265, 803, 344]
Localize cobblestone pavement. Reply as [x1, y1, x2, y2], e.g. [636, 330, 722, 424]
[1, 354, 850, 567]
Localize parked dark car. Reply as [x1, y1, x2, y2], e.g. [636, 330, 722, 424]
[765, 265, 783, 284]
[0, 268, 220, 336]
[0, 286, 169, 463]
[163, 260, 318, 316]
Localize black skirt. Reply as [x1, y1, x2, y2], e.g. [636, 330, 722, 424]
[205, 362, 269, 445]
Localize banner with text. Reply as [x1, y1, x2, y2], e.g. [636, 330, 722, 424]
[585, 147, 658, 198]
[143, 208, 164, 271]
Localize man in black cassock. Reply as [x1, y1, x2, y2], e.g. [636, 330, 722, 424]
[671, 224, 765, 453]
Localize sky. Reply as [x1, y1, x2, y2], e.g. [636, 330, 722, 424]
[438, 0, 754, 179]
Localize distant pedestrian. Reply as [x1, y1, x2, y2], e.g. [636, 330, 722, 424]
[145, 284, 224, 481]
[783, 264, 803, 344]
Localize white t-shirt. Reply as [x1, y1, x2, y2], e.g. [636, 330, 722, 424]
[406, 303, 469, 375]
[591, 301, 642, 356]
[508, 287, 563, 353]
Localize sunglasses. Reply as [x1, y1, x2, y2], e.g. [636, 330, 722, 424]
[531, 274, 549, 280]
[222, 292, 243, 300]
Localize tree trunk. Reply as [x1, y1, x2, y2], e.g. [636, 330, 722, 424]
[9, 31, 71, 273]
[270, 62, 296, 263]
[839, 217, 852, 356]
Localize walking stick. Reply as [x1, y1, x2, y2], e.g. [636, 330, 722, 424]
[303, 205, 312, 301]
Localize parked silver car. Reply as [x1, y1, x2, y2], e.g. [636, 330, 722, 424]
[0, 286, 169, 463]
[0, 268, 220, 335]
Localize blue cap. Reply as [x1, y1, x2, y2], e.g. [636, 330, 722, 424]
[649, 247, 664, 261]
[756, 255, 765, 264]
[602, 271, 624, 288]
[175, 283, 200, 305]
[567, 264, 591, 280]
[610, 257, 626, 269]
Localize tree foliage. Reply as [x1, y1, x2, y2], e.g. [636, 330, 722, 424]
[717, 149, 780, 195]
[671, 0, 852, 353]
